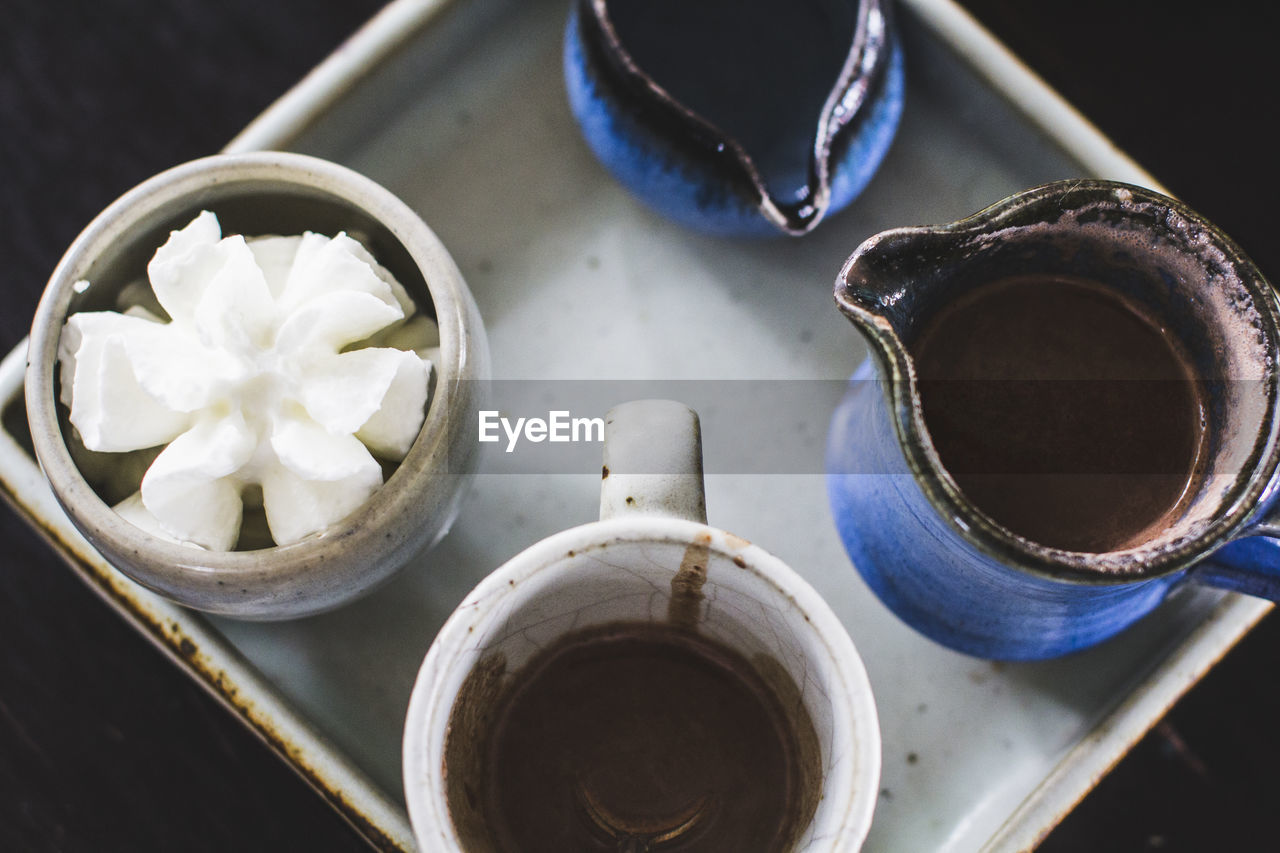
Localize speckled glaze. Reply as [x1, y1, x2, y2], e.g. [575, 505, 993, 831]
[404, 400, 881, 852]
[26, 152, 490, 620]
[826, 180, 1280, 659]
[563, 0, 905, 237]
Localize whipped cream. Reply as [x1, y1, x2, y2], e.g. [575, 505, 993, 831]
[59, 210, 438, 550]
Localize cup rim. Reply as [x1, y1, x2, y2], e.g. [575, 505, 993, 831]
[834, 179, 1280, 582]
[25, 151, 483, 612]
[402, 515, 882, 852]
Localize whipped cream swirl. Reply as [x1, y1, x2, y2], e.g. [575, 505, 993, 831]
[59, 211, 437, 550]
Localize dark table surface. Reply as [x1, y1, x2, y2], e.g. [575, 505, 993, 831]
[3, 0, 1278, 850]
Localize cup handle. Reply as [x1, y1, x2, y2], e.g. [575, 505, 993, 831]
[599, 400, 707, 524]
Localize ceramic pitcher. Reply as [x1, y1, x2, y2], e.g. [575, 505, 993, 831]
[826, 180, 1280, 660]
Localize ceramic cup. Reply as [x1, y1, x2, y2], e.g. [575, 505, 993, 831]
[404, 400, 880, 851]
[826, 180, 1280, 660]
[563, 0, 904, 237]
[26, 151, 490, 620]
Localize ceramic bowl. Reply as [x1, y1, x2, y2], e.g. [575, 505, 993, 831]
[26, 151, 490, 620]
[564, 0, 905, 237]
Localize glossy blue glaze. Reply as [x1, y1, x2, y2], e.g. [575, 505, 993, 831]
[826, 40, 905, 220]
[826, 362, 1184, 660]
[563, 7, 771, 238]
[563, 2, 905, 238]
[1198, 535, 1280, 599]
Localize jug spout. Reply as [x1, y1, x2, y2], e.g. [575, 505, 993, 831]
[838, 178, 1280, 372]
[833, 223, 963, 375]
[566, 0, 905, 237]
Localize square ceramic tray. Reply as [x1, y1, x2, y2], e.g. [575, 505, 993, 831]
[0, 0, 1270, 850]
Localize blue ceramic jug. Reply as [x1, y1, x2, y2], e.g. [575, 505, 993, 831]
[564, 0, 905, 237]
[826, 180, 1280, 659]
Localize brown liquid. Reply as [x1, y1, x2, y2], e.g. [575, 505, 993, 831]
[458, 623, 815, 853]
[911, 275, 1206, 553]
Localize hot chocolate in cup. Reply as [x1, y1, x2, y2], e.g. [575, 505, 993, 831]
[404, 400, 881, 852]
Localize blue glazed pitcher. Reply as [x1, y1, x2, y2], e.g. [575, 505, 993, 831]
[826, 180, 1280, 660]
[564, 0, 904, 237]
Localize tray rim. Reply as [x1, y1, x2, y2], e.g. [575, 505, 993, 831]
[1, 0, 1269, 850]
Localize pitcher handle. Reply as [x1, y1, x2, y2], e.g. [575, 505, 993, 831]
[599, 400, 706, 524]
[1192, 498, 1280, 598]
[1194, 540, 1280, 599]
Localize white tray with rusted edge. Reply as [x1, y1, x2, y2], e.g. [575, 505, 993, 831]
[0, 0, 1269, 850]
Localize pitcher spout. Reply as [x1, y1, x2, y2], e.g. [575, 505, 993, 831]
[565, 0, 905, 237]
[833, 222, 964, 381]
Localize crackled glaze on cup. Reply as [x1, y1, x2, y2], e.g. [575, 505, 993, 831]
[826, 180, 1280, 659]
[26, 152, 490, 620]
[404, 400, 881, 852]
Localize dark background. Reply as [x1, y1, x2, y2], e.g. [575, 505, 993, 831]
[2, 0, 1277, 850]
